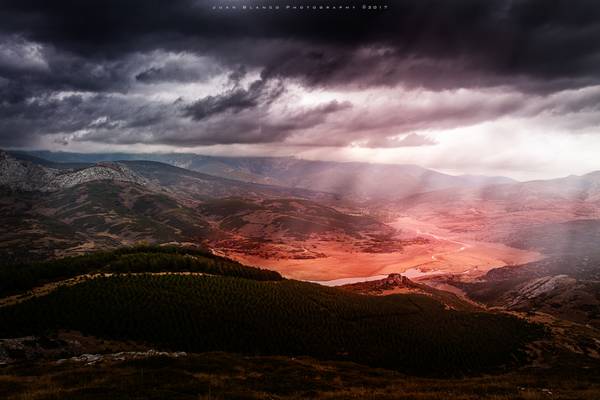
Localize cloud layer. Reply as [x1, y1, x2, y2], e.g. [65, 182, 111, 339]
[0, 0, 599, 177]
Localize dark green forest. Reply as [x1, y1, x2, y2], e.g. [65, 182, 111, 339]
[0, 274, 543, 375]
[0, 245, 282, 297]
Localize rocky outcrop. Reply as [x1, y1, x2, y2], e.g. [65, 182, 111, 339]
[499, 274, 600, 327]
[0, 150, 148, 192]
[49, 162, 148, 189]
[340, 273, 481, 311]
[56, 350, 187, 365]
[0, 150, 59, 191]
[380, 273, 416, 287]
[340, 273, 420, 294]
[0, 335, 186, 365]
[502, 275, 577, 309]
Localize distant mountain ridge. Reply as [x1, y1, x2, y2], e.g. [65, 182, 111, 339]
[0, 150, 148, 192]
[3, 150, 336, 202]
[12, 150, 516, 200]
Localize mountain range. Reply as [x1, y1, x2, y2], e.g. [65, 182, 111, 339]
[12, 150, 515, 200]
[0, 150, 391, 262]
[1, 149, 600, 398]
[4, 149, 600, 264]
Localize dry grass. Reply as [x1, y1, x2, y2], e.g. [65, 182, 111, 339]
[1, 353, 599, 400]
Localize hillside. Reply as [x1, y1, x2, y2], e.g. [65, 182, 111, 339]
[0, 153, 384, 265]
[0, 245, 281, 299]
[340, 273, 480, 312]
[0, 180, 399, 266]
[438, 221, 600, 328]
[0, 180, 218, 262]
[198, 197, 400, 260]
[200, 197, 388, 239]
[504, 219, 600, 257]
[0, 257, 544, 375]
[392, 174, 600, 244]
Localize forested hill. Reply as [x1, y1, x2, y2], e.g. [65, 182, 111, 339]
[0, 273, 543, 376]
[0, 245, 545, 375]
[0, 245, 282, 298]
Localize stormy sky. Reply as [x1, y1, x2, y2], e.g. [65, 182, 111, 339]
[1, 0, 600, 179]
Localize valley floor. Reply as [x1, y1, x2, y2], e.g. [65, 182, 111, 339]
[225, 217, 542, 282]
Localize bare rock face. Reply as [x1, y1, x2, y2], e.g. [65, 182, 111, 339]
[340, 273, 419, 294]
[502, 275, 577, 309]
[49, 162, 148, 189]
[381, 273, 415, 287]
[57, 350, 187, 365]
[0, 150, 59, 191]
[500, 275, 600, 327]
[0, 150, 148, 192]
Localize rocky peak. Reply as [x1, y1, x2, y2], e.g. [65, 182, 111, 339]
[0, 150, 148, 192]
[340, 273, 418, 294]
[382, 273, 414, 287]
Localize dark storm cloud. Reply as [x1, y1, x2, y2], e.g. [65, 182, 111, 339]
[1, 0, 600, 148]
[72, 98, 351, 147]
[0, 79, 30, 105]
[0, 34, 138, 98]
[0, 91, 172, 146]
[257, 100, 353, 142]
[184, 78, 284, 120]
[135, 56, 223, 83]
[135, 65, 200, 84]
[176, 99, 352, 146]
[2, 0, 600, 89]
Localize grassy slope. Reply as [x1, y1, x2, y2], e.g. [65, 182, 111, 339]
[199, 197, 390, 240]
[0, 181, 220, 263]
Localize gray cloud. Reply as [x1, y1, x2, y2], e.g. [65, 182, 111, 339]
[0, 0, 600, 150]
[2, 1, 600, 92]
[184, 78, 285, 121]
[362, 133, 438, 148]
[135, 54, 223, 83]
